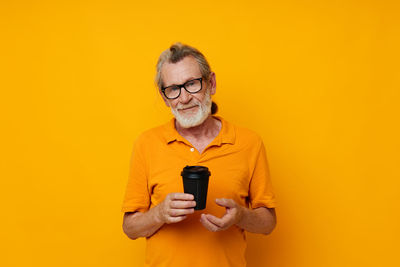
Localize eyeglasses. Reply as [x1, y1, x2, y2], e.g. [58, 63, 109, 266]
[161, 78, 203, 99]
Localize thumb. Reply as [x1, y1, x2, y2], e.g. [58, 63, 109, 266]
[215, 198, 235, 208]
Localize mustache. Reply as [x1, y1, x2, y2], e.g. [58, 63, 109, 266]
[176, 101, 201, 110]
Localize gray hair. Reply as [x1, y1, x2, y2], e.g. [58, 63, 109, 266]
[155, 42, 212, 90]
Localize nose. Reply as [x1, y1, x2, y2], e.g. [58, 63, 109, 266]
[178, 87, 192, 104]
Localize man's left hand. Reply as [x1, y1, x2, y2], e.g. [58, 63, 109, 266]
[200, 198, 244, 232]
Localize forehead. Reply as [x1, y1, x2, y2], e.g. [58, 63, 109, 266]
[161, 56, 202, 86]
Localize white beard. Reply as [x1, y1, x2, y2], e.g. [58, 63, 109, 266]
[171, 90, 212, 128]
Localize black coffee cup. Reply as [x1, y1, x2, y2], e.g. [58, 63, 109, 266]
[181, 165, 211, 210]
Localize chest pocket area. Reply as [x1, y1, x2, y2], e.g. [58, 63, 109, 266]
[149, 167, 183, 206]
[208, 166, 250, 203]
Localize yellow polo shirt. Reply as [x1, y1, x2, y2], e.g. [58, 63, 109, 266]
[121, 116, 276, 267]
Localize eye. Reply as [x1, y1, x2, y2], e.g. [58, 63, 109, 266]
[186, 81, 195, 87]
[169, 86, 180, 91]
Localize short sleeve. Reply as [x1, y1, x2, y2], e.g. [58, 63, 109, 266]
[121, 136, 150, 213]
[248, 140, 277, 209]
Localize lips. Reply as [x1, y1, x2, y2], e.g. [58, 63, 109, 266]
[179, 106, 197, 111]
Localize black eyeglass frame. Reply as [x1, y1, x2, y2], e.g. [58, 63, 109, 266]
[161, 77, 203, 100]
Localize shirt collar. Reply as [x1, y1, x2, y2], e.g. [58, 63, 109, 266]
[163, 115, 236, 146]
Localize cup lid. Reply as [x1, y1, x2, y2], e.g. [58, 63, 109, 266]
[181, 165, 211, 179]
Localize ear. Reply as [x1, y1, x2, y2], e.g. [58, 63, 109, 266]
[208, 72, 216, 95]
[159, 89, 171, 107]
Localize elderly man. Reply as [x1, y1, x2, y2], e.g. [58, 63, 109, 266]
[122, 42, 277, 267]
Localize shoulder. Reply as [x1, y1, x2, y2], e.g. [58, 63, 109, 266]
[235, 124, 264, 155]
[220, 117, 263, 149]
[222, 117, 262, 141]
[132, 121, 170, 148]
[235, 124, 262, 143]
[137, 124, 164, 141]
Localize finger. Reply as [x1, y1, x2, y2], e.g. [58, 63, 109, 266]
[200, 214, 220, 232]
[170, 200, 196, 209]
[166, 215, 187, 224]
[205, 214, 227, 228]
[168, 208, 195, 217]
[171, 193, 194, 200]
[215, 198, 235, 208]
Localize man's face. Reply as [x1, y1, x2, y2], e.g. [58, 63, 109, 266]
[160, 56, 216, 128]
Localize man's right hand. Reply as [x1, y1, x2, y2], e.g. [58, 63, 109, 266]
[156, 193, 196, 224]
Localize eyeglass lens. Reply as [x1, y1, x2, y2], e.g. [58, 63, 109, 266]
[164, 79, 202, 99]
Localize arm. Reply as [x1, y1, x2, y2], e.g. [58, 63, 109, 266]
[200, 198, 276, 235]
[123, 193, 196, 240]
[237, 206, 276, 234]
[123, 208, 163, 240]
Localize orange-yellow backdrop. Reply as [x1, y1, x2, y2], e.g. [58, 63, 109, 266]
[1, 0, 399, 266]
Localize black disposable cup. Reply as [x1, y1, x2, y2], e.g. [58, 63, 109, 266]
[181, 165, 211, 210]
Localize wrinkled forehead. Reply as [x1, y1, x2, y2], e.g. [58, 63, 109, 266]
[161, 56, 202, 87]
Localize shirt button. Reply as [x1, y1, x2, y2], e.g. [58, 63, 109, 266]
[190, 148, 195, 152]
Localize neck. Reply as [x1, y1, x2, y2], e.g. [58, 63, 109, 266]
[175, 115, 221, 140]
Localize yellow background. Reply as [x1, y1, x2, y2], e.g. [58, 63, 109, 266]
[1, 0, 399, 266]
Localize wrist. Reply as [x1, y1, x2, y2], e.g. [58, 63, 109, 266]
[152, 203, 164, 225]
[236, 205, 247, 226]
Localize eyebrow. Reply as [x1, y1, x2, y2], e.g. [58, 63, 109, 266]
[164, 77, 198, 88]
